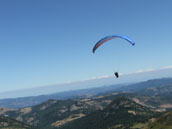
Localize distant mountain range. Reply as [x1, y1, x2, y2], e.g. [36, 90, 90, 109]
[0, 66, 172, 99]
[0, 83, 124, 109]
[1, 77, 172, 109]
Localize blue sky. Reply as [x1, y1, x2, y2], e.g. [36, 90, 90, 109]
[0, 0, 172, 92]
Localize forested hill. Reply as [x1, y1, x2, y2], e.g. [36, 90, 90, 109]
[0, 115, 34, 129]
[58, 97, 156, 129]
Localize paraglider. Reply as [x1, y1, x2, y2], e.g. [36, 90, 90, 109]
[114, 72, 119, 78]
[92, 35, 135, 53]
[92, 35, 135, 78]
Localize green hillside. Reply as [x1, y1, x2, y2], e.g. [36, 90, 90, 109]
[0, 115, 34, 129]
[3, 96, 117, 129]
[130, 84, 172, 109]
[58, 97, 156, 129]
[144, 111, 172, 129]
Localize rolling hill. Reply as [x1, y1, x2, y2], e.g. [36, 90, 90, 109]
[2, 94, 119, 129]
[57, 97, 157, 129]
[0, 115, 34, 129]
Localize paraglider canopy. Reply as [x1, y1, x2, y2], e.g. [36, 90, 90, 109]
[92, 35, 135, 53]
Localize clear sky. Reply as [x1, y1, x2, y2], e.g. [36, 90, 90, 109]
[0, 0, 172, 92]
